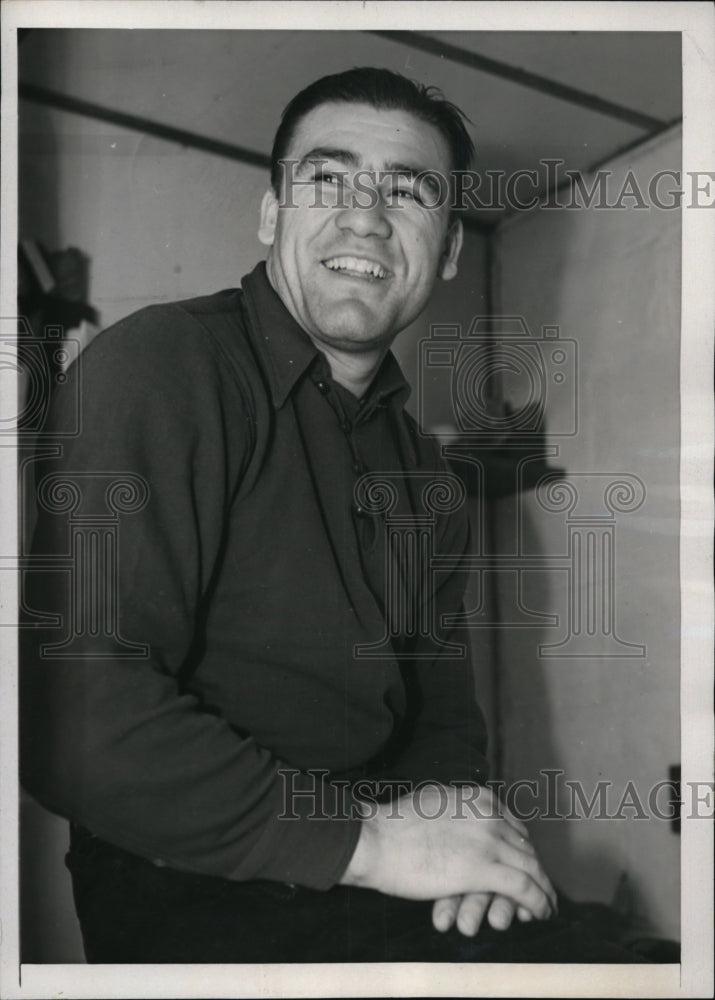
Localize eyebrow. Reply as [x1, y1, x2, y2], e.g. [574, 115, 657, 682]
[383, 161, 445, 200]
[384, 161, 434, 178]
[295, 147, 361, 172]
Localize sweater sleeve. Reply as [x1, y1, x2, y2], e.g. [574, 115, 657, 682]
[20, 304, 360, 890]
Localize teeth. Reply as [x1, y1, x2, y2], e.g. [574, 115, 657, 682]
[324, 256, 387, 278]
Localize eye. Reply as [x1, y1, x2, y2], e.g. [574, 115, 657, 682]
[392, 186, 424, 206]
[315, 169, 342, 186]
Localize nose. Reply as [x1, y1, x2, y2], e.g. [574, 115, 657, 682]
[334, 189, 392, 240]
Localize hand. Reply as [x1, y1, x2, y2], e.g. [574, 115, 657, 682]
[341, 783, 557, 921]
[431, 810, 542, 936]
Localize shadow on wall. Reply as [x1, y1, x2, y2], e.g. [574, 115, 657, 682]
[493, 487, 560, 820]
[21, 795, 85, 962]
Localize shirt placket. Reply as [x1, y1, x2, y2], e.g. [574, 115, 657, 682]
[310, 367, 423, 654]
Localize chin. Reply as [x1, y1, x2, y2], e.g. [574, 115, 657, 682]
[315, 304, 396, 349]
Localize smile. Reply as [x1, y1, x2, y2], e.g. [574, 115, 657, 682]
[322, 256, 389, 280]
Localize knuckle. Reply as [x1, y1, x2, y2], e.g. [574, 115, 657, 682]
[513, 871, 531, 895]
[526, 855, 544, 878]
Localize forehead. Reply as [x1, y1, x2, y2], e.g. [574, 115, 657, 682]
[285, 101, 452, 173]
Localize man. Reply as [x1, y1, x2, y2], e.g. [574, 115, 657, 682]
[21, 68, 638, 964]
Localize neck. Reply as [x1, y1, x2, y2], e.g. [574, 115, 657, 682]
[312, 340, 387, 398]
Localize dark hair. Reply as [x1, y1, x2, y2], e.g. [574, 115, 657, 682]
[270, 66, 475, 194]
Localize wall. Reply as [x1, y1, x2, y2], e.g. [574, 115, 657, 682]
[20, 101, 269, 331]
[492, 127, 682, 939]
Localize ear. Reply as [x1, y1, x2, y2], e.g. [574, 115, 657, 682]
[438, 218, 463, 281]
[258, 189, 279, 246]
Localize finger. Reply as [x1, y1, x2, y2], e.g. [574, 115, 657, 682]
[495, 843, 558, 916]
[500, 823, 537, 857]
[496, 840, 556, 920]
[497, 826, 558, 918]
[432, 895, 461, 933]
[455, 892, 492, 937]
[487, 894, 516, 931]
[488, 862, 552, 920]
[502, 840, 558, 912]
[517, 905, 532, 922]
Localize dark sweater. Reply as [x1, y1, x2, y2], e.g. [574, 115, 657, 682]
[20, 262, 488, 890]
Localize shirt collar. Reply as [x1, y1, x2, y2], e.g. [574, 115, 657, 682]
[241, 261, 319, 408]
[241, 261, 411, 412]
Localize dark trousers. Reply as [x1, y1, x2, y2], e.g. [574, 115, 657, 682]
[66, 825, 646, 964]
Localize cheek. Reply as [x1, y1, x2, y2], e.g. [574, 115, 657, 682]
[402, 235, 445, 283]
[276, 205, 317, 242]
[400, 215, 447, 260]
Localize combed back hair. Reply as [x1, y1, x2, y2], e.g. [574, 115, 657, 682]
[270, 66, 475, 194]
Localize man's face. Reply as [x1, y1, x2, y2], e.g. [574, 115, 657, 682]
[258, 101, 463, 354]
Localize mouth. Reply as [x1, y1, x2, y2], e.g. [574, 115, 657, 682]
[321, 256, 390, 281]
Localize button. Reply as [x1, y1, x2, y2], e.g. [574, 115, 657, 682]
[341, 421, 351, 434]
[353, 462, 363, 475]
[354, 504, 365, 517]
[316, 380, 330, 395]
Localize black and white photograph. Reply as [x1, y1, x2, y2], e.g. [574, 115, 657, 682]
[1, 2, 713, 997]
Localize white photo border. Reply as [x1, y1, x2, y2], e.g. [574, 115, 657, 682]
[1, 2, 712, 997]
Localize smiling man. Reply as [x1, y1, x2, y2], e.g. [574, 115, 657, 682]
[21, 68, 639, 965]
